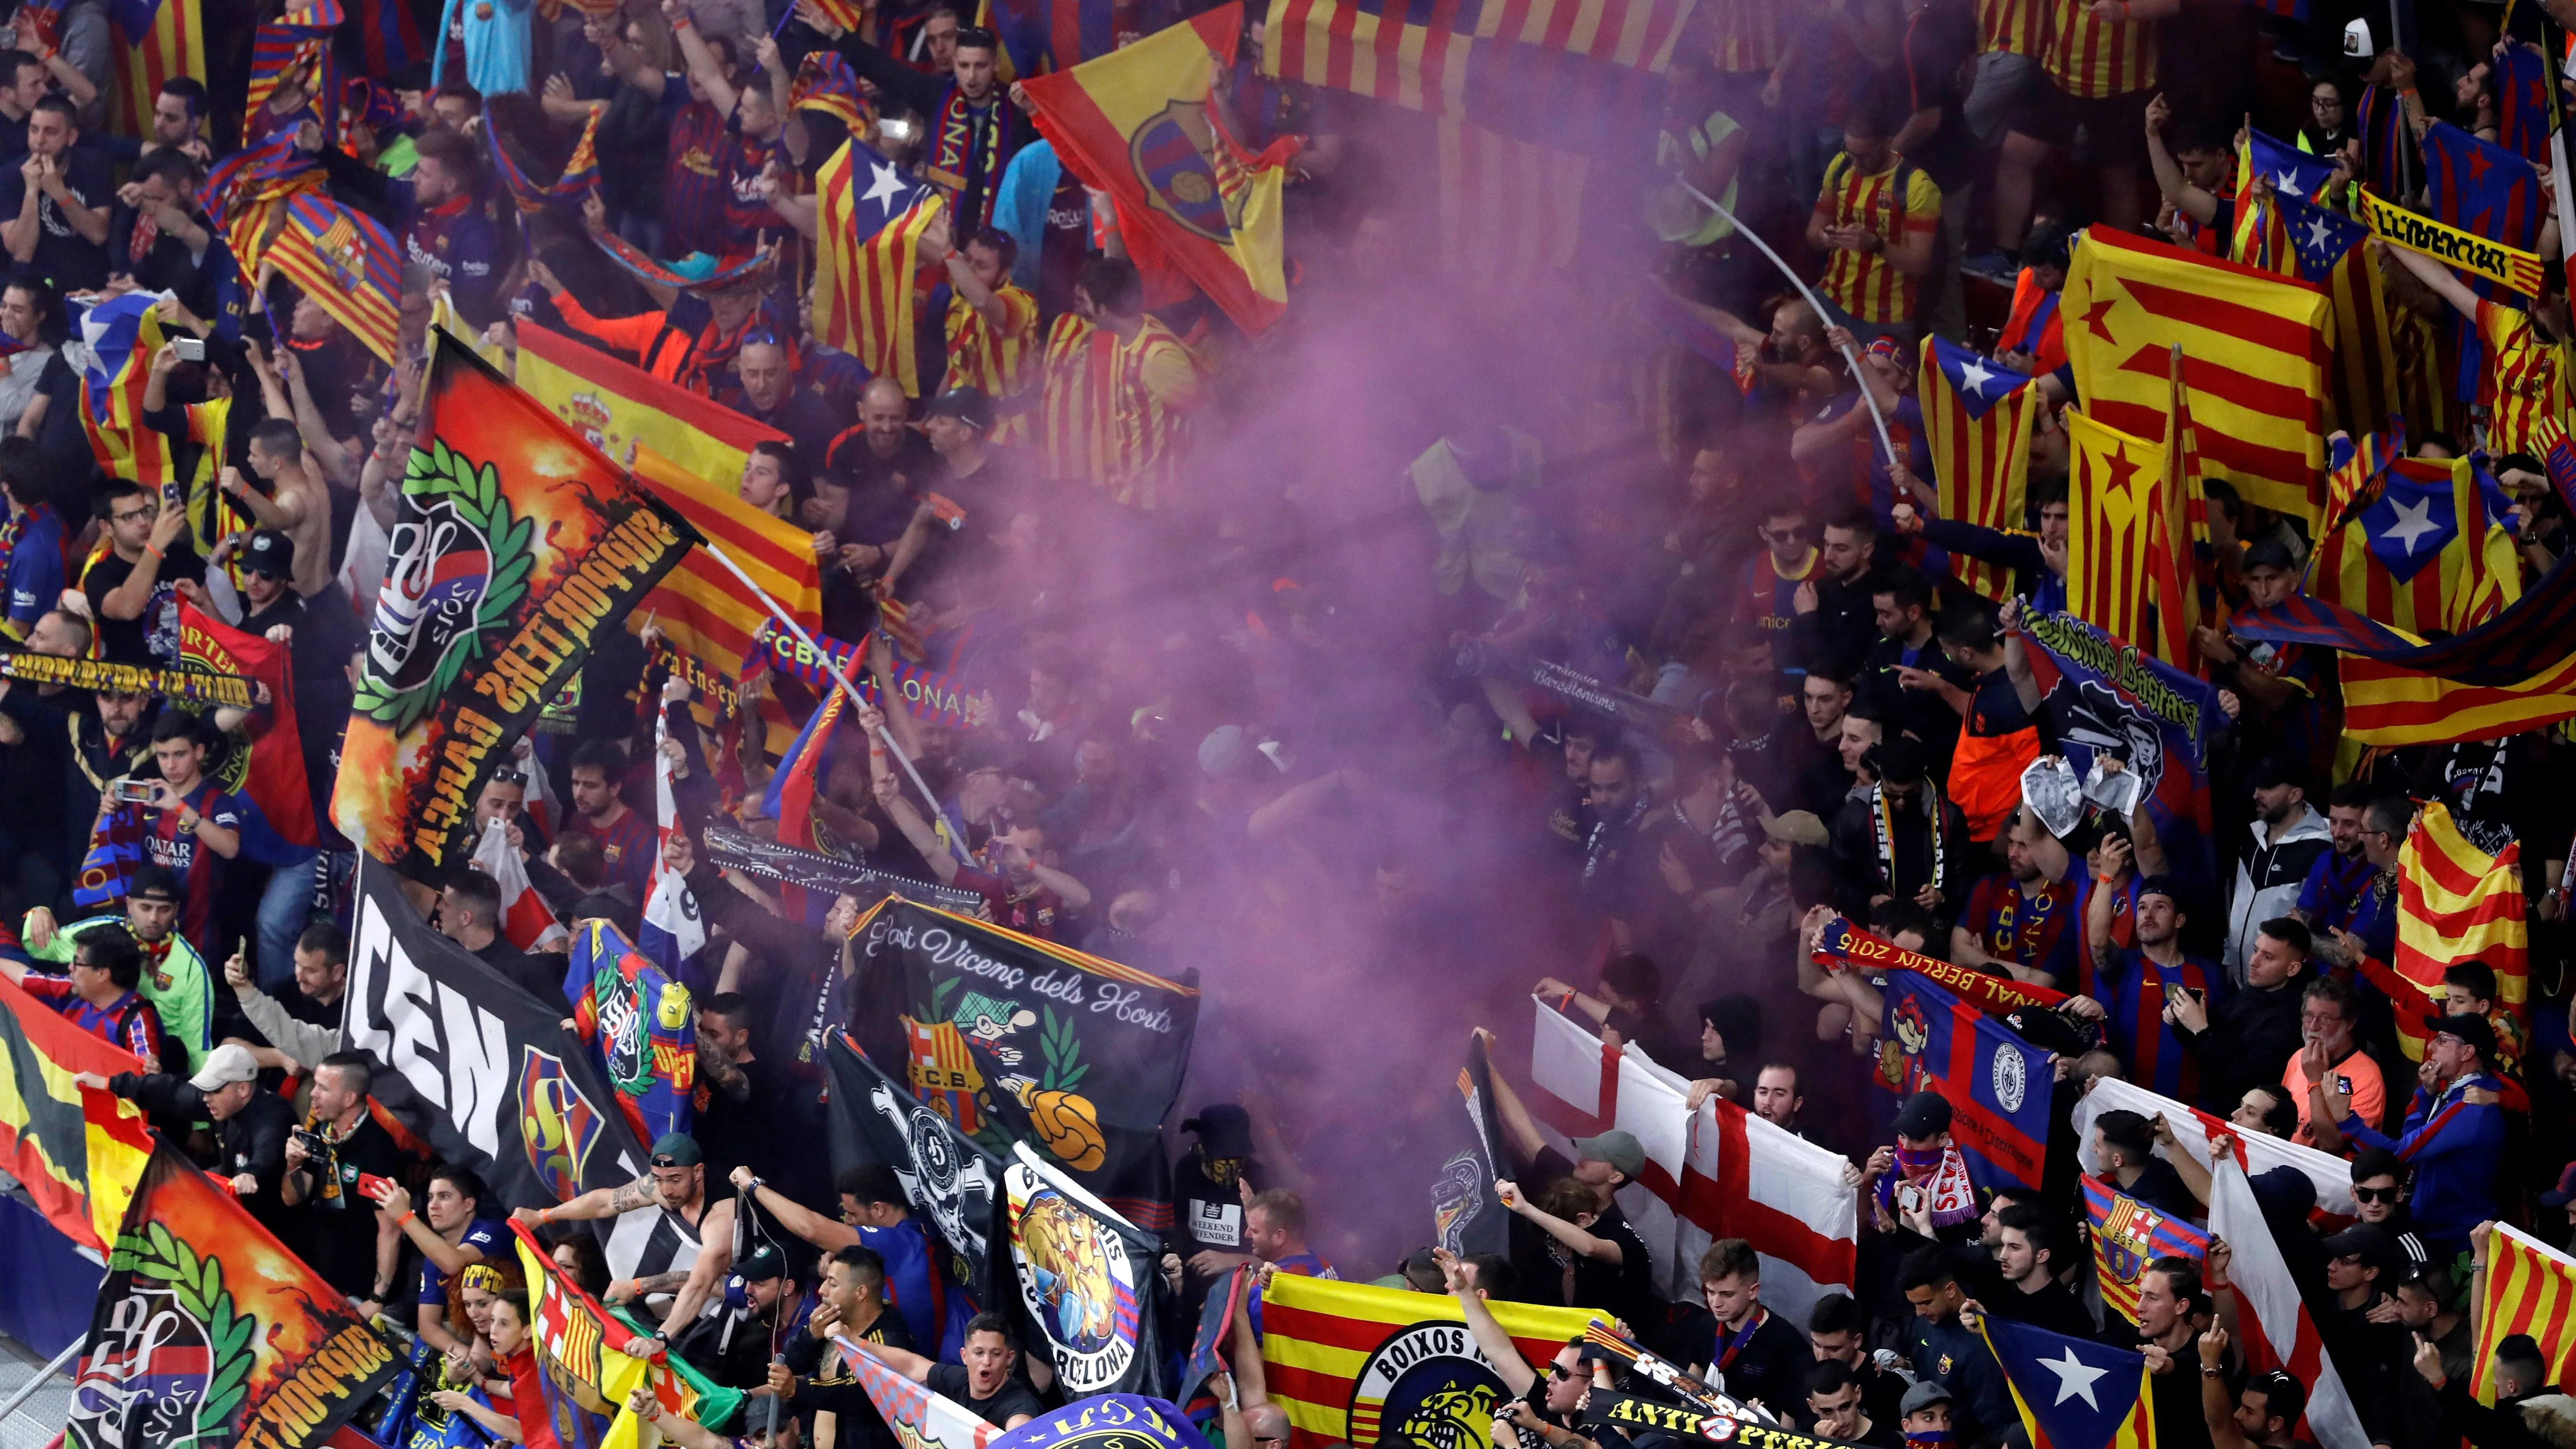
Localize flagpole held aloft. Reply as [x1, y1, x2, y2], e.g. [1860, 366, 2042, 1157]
[690, 537, 975, 865]
[1674, 179, 1901, 470]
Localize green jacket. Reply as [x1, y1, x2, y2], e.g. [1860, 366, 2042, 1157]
[26, 914, 213, 1062]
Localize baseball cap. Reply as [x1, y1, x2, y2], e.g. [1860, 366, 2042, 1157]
[2321, 1222, 2395, 1272]
[129, 865, 182, 904]
[189, 1041, 260, 1092]
[1182, 1103, 1255, 1158]
[923, 386, 994, 431]
[1573, 1129, 1647, 1181]
[1761, 810, 1829, 848]
[1198, 725, 1250, 780]
[241, 528, 295, 579]
[650, 1132, 703, 1167]
[733, 1241, 787, 1282]
[2241, 536, 2298, 573]
[1893, 1091, 1952, 1140]
[1900, 1380, 1955, 1416]
[2432, 1013, 2496, 1061]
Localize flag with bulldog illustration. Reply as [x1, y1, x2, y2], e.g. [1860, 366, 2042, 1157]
[333, 332, 700, 883]
[848, 898, 1199, 1230]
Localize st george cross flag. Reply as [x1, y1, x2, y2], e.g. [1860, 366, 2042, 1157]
[640, 709, 706, 973]
[1980, 1316, 2157, 1449]
[813, 137, 943, 397]
[74, 291, 175, 486]
[2475, 1222, 2576, 1402]
[2063, 406, 2166, 647]
[269, 193, 403, 364]
[2083, 1174, 2209, 1323]
[2276, 186, 2401, 438]
[2208, 1152, 2372, 1449]
[1918, 336, 2037, 604]
[2305, 454, 2519, 636]
[2070, 1074, 2358, 1218]
[1874, 970, 2051, 1193]
[471, 806, 567, 950]
[2061, 224, 2329, 525]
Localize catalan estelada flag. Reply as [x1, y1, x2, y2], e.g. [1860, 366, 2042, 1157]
[1919, 336, 2037, 605]
[627, 444, 823, 685]
[2383, 800, 2527, 1061]
[813, 137, 942, 397]
[268, 192, 403, 364]
[2084, 1174, 2209, 1324]
[2277, 186, 2401, 439]
[2061, 224, 2330, 527]
[2421, 119, 2544, 402]
[2304, 454, 2519, 637]
[0, 972, 154, 1252]
[2492, 40, 2556, 171]
[2064, 406, 2166, 648]
[1982, 1315, 2160, 1449]
[74, 291, 174, 487]
[106, 0, 204, 145]
[2230, 130, 2333, 275]
[1259, 1274, 1599, 1449]
[2476, 1222, 2576, 1403]
[1022, 4, 1298, 334]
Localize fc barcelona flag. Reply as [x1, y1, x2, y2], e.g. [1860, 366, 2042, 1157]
[1874, 969, 2051, 1192]
[2064, 406, 2166, 648]
[2304, 454, 2519, 637]
[564, 920, 698, 1148]
[2061, 224, 2329, 525]
[269, 193, 404, 365]
[2085, 1174, 2209, 1323]
[1020, 5, 1298, 334]
[1919, 336, 2037, 604]
[1256, 1273, 1599, 1449]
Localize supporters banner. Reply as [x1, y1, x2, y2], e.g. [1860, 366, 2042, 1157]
[1813, 916, 2068, 1012]
[179, 600, 320, 848]
[2389, 800, 2528, 1062]
[2356, 185, 2548, 297]
[2208, 1154, 2372, 1449]
[512, 1221, 744, 1449]
[2060, 224, 2329, 524]
[346, 862, 649, 1230]
[1453, 641, 1690, 735]
[2476, 1222, 2576, 1403]
[0, 649, 254, 706]
[627, 444, 821, 691]
[1001, 1142, 1171, 1396]
[0, 971, 153, 1252]
[1918, 336, 2037, 604]
[2083, 1174, 2209, 1323]
[831, 1336, 1000, 1449]
[851, 898, 1201, 1228]
[2069, 1074, 2356, 1216]
[565, 919, 699, 1147]
[1525, 998, 1857, 1321]
[1258, 1273, 1598, 1449]
[335, 335, 700, 881]
[1981, 1318, 2155, 1449]
[700, 822, 985, 913]
[1022, 4, 1298, 334]
[1585, 1392, 1873, 1449]
[2018, 607, 2224, 903]
[1430, 1031, 1510, 1258]
[65, 1141, 403, 1449]
[823, 1031, 1006, 1311]
[1873, 970, 2050, 1192]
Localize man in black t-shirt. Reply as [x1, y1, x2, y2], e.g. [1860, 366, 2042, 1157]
[81, 480, 193, 666]
[1497, 1132, 1660, 1328]
[1681, 1239, 1811, 1417]
[1172, 1103, 1267, 1313]
[775, 1312, 1041, 1429]
[277, 1051, 408, 1307]
[0, 96, 113, 293]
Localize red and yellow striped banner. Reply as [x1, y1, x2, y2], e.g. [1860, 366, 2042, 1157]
[2476, 1222, 2576, 1402]
[626, 446, 822, 685]
[2338, 651, 2576, 744]
[1261, 1274, 1600, 1449]
[2390, 799, 2527, 1060]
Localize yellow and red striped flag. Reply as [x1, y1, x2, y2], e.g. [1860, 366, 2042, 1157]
[2304, 455, 2520, 637]
[74, 292, 174, 487]
[627, 445, 823, 684]
[511, 317, 781, 492]
[2062, 223, 2331, 528]
[2477, 1222, 2576, 1402]
[1437, 118, 1586, 290]
[1260, 1273, 1599, 1449]
[2338, 651, 2576, 744]
[108, 0, 204, 144]
[2386, 799, 2527, 1060]
[813, 137, 945, 398]
[1918, 335, 2039, 604]
[2151, 347, 2211, 675]
[2064, 406, 2166, 647]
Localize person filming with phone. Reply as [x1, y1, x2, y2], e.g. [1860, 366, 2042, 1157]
[278, 1050, 407, 1312]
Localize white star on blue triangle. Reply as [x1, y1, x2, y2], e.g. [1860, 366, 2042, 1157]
[1983, 1317, 2153, 1449]
[2359, 475, 2459, 582]
[2280, 191, 2362, 285]
[1931, 336, 2029, 422]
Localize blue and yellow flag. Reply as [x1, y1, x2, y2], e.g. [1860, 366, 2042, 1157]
[1981, 1314, 2158, 1449]
[564, 921, 697, 1149]
[2083, 1175, 2210, 1324]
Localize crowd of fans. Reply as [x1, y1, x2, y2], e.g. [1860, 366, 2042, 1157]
[0, 0, 2572, 1447]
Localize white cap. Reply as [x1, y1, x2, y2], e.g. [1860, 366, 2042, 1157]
[188, 1042, 260, 1092]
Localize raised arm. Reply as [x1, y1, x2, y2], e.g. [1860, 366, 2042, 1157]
[1499, 1178, 1621, 1263]
[2386, 238, 2483, 318]
[1473, 1030, 1549, 1166]
[662, 0, 741, 116]
[2143, 94, 2218, 225]
[1438, 1250, 1537, 1398]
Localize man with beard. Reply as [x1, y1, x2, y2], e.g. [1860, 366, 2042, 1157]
[2172, 918, 2309, 1117]
[2085, 877, 2220, 1103]
[2222, 757, 2331, 982]
[1951, 805, 2079, 987]
[22, 865, 212, 1071]
[2294, 781, 2379, 938]
[1829, 736, 1966, 917]
[1787, 509, 1882, 680]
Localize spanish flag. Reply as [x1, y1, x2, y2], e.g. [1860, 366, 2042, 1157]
[2386, 800, 2526, 1061]
[2477, 1223, 2576, 1404]
[1259, 1274, 1598, 1449]
[1020, 2, 1299, 334]
[2064, 406, 2166, 649]
[1918, 336, 2038, 605]
[513, 318, 783, 491]
[0, 972, 155, 1253]
[627, 445, 824, 685]
[2062, 224, 2331, 527]
[2304, 454, 2519, 638]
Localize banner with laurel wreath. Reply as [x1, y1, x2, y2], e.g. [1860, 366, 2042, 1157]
[65, 1141, 403, 1449]
[332, 332, 701, 882]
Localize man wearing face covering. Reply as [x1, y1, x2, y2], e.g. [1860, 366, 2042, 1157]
[1169, 1103, 1266, 1314]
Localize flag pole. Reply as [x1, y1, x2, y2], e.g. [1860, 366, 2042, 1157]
[692, 538, 974, 865]
[1675, 180, 1902, 470]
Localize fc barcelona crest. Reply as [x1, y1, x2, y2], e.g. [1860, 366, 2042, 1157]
[1128, 97, 1247, 244]
[519, 1046, 609, 1203]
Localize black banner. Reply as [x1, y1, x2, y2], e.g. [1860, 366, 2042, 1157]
[700, 823, 986, 914]
[1000, 1145, 1171, 1398]
[344, 861, 647, 1231]
[1586, 1393, 1872, 1449]
[849, 899, 1199, 1229]
[1431, 1032, 1510, 1258]
[824, 1032, 1005, 1312]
